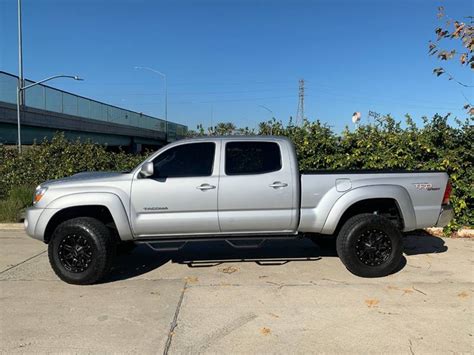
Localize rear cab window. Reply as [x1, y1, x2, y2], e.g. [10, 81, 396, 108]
[225, 141, 282, 175]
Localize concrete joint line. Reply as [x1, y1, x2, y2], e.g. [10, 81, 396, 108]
[0, 250, 46, 275]
[163, 281, 187, 355]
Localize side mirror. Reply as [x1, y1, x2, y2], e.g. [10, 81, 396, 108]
[139, 162, 154, 178]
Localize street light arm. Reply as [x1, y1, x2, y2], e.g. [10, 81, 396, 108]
[21, 74, 83, 91]
[134, 66, 168, 141]
[134, 66, 166, 78]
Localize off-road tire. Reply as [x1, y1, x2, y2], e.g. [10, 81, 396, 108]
[336, 214, 403, 278]
[48, 217, 116, 285]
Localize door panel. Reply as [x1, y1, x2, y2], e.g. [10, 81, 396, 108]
[218, 141, 296, 233]
[130, 142, 220, 237]
[131, 177, 219, 236]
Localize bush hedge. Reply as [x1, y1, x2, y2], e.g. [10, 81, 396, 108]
[258, 114, 473, 232]
[0, 133, 145, 199]
[0, 114, 472, 232]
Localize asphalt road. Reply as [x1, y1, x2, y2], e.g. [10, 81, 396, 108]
[0, 227, 472, 354]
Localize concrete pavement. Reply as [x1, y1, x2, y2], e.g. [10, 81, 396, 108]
[0, 227, 472, 354]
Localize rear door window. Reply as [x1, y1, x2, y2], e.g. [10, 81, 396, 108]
[225, 142, 281, 175]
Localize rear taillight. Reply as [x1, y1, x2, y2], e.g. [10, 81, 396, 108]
[442, 180, 452, 205]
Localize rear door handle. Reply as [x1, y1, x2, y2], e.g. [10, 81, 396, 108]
[269, 181, 288, 188]
[196, 183, 216, 191]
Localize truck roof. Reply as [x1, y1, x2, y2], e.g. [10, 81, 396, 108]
[176, 135, 292, 143]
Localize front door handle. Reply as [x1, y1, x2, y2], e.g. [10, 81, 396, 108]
[196, 183, 216, 191]
[269, 181, 288, 188]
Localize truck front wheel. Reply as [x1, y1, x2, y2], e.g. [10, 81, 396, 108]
[48, 217, 116, 285]
[336, 214, 403, 277]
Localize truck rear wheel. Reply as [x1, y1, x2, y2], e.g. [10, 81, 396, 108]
[336, 214, 403, 277]
[48, 217, 116, 285]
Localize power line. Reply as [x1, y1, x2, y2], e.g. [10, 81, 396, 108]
[102, 87, 297, 97]
[305, 91, 463, 111]
[172, 95, 296, 104]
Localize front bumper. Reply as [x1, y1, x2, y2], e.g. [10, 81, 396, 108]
[436, 205, 454, 227]
[24, 207, 59, 242]
[24, 207, 44, 240]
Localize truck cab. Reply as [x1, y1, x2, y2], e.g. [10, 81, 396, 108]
[131, 136, 299, 237]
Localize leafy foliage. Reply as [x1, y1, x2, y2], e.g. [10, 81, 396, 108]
[256, 115, 473, 233]
[0, 133, 144, 199]
[192, 122, 255, 136]
[0, 186, 33, 222]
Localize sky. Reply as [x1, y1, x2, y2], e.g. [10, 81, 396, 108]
[0, 0, 472, 132]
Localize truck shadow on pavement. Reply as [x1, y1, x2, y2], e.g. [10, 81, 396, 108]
[403, 230, 448, 255]
[106, 232, 447, 283]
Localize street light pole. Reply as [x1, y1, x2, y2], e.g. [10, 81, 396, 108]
[17, 0, 24, 153]
[16, 75, 83, 153]
[16, 0, 83, 153]
[134, 66, 168, 141]
[16, 86, 21, 153]
[164, 74, 168, 139]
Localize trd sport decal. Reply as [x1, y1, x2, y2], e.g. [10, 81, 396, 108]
[413, 183, 440, 191]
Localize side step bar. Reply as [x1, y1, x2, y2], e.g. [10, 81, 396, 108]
[145, 241, 188, 252]
[137, 234, 301, 252]
[225, 239, 266, 249]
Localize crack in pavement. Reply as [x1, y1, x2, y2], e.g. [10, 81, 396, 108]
[412, 285, 427, 295]
[0, 251, 46, 275]
[163, 281, 187, 355]
[408, 339, 415, 355]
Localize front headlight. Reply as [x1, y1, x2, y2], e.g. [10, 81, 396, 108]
[33, 186, 48, 204]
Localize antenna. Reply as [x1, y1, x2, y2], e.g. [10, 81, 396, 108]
[296, 79, 304, 126]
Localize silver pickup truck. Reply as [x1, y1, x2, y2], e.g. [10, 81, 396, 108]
[25, 136, 453, 284]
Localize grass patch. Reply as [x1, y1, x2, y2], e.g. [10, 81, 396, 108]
[0, 186, 33, 223]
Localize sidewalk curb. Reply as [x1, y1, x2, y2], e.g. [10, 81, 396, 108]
[0, 223, 24, 230]
[425, 227, 474, 238]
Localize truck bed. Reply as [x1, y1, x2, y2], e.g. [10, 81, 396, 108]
[298, 170, 449, 234]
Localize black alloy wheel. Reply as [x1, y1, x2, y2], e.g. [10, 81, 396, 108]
[58, 234, 93, 273]
[355, 229, 392, 266]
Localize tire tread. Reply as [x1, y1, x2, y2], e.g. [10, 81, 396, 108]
[48, 217, 116, 285]
[336, 213, 403, 278]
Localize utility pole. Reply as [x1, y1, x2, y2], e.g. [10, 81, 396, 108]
[296, 79, 304, 126]
[17, 0, 24, 152]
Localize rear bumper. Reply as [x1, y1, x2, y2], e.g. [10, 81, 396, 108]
[436, 205, 454, 227]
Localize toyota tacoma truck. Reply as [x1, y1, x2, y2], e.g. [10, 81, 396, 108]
[24, 136, 454, 284]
